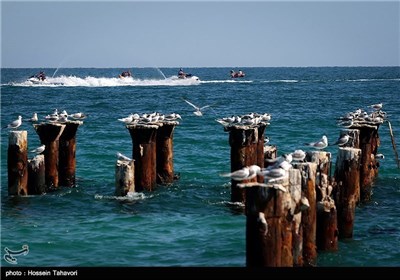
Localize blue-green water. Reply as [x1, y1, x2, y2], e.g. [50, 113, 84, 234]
[1, 67, 399, 267]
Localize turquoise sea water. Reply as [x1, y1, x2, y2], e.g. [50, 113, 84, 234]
[1, 67, 399, 267]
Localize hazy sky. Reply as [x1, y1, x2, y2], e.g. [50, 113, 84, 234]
[1, 1, 399, 67]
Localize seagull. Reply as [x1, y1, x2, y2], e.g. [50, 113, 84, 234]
[58, 115, 68, 123]
[258, 167, 287, 178]
[183, 99, 210, 116]
[28, 113, 38, 122]
[118, 115, 134, 124]
[3, 116, 22, 129]
[304, 135, 328, 150]
[330, 134, 351, 146]
[291, 150, 306, 162]
[45, 114, 59, 122]
[30, 144, 45, 154]
[220, 166, 256, 181]
[116, 152, 132, 162]
[265, 153, 292, 170]
[70, 112, 87, 120]
[369, 103, 383, 111]
[246, 165, 262, 180]
[375, 153, 385, 159]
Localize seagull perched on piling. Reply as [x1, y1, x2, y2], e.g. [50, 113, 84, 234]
[369, 103, 383, 111]
[304, 135, 328, 150]
[30, 144, 45, 154]
[375, 153, 385, 159]
[118, 114, 134, 124]
[3, 116, 22, 130]
[70, 112, 87, 120]
[329, 134, 351, 147]
[291, 149, 306, 162]
[183, 99, 210, 116]
[116, 152, 132, 162]
[220, 165, 261, 181]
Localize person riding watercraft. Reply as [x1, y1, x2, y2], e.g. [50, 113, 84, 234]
[230, 69, 245, 78]
[119, 70, 132, 78]
[178, 68, 192, 79]
[30, 71, 46, 81]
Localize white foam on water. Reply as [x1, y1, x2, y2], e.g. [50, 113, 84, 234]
[94, 191, 149, 201]
[200, 79, 253, 84]
[9, 75, 202, 87]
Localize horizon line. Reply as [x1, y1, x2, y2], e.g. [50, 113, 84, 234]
[2, 65, 399, 69]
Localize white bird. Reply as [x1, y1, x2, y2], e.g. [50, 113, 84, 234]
[330, 134, 351, 146]
[30, 144, 45, 154]
[304, 135, 328, 150]
[164, 113, 181, 121]
[3, 116, 22, 129]
[116, 152, 132, 162]
[369, 103, 383, 111]
[28, 113, 38, 122]
[265, 153, 292, 170]
[118, 115, 134, 124]
[220, 166, 261, 181]
[183, 99, 210, 116]
[58, 115, 68, 123]
[70, 112, 87, 120]
[246, 165, 262, 180]
[375, 153, 385, 159]
[291, 150, 306, 162]
[278, 160, 292, 171]
[45, 114, 59, 122]
[258, 167, 286, 178]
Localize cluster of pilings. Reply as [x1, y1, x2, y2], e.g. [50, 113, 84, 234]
[7, 120, 83, 196]
[236, 149, 334, 267]
[216, 112, 271, 202]
[219, 107, 387, 267]
[115, 112, 181, 195]
[333, 107, 385, 239]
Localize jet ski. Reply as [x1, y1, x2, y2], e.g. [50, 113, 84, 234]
[118, 70, 132, 79]
[27, 76, 44, 84]
[230, 70, 245, 78]
[177, 73, 199, 81]
[28, 71, 46, 83]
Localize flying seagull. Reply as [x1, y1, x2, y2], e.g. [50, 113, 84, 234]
[183, 99, 210, 116]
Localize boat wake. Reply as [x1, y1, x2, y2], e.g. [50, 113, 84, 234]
[200, 80, 253, 84]
[9, 75, 201, 87]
